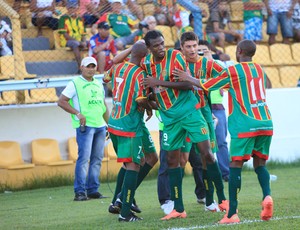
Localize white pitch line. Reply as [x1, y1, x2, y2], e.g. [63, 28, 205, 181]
[167, 216, 300, 230]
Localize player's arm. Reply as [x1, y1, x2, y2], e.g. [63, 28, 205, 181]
[201, 70, 230, 91]
[143, 75, 193, 90]
[172, 68, 202, 88]
[113, 46, 132, 64]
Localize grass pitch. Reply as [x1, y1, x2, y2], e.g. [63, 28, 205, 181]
[0, 165, 299, 229]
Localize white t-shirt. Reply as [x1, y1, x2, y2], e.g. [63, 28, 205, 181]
[268, 0, 292, 12]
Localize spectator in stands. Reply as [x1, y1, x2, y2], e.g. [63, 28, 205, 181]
[58, 56, 109, 202]
[243, 0, 265, 43]
[292, 0, 300, 42]
[206, 0, 243, 48]
[264, 0, 297, 45]
[122, 0, 144, 21]
[98, 0, 112, 16]
[79, 0, 101, 27]
[94, 0, 139, 50]
[134, 16, 158, 41]
[89, 21, 117, 74]
[30, 0, 59, 37]
[58, 3, 87, 72]
[154, 0, 176, 26]
[0, 20, 13, 56]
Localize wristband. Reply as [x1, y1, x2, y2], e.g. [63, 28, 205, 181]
[76, 112, 81, 116]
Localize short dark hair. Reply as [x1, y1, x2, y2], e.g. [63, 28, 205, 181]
[144, 30, 164, 47]
[180, 31, 198, 46]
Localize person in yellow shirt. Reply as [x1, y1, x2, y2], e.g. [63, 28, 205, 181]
[58, 3, 87, 71]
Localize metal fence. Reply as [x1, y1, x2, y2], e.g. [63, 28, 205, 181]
[0, 0, 300, 107]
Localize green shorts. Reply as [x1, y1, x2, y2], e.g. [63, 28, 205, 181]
[181, 139, 192, 153]
[110, 133, 144, 165]
[142, 123, 156, 154]
[230, 135, 272, 162]
[162, 110, 209, 151]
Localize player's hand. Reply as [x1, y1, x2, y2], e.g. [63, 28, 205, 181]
[143, 75, 159, 88]
[172, 68, 190, 82]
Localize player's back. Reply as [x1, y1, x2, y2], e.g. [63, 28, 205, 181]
[227, 62, 273, 138]
[107, 62, 146, 136]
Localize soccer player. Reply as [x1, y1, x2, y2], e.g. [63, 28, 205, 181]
[104, 42, 152, 222]
[176, 39, 274, 224]
[141, 30, 226, 220]
[178, 32, 228, 212]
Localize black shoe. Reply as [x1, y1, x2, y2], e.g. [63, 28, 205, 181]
[132, 198, 142, 213]
[118, 212, 143, 222]
[87, 192, 107, 199]
[74, 193, 88, 201]
[108, 203, 120, 214]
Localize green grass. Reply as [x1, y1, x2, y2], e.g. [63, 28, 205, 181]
[1, 166, 300, 230]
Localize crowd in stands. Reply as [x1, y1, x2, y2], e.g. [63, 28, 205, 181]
[1, 0, 300, 78]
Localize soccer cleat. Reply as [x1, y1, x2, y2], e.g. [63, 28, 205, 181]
[197, 197, 206, 205]
[260, 195, 273, 221]
[219, 213, 240, 224]
[161, 209, 187, 220]
[218, 200, 229, 212]
[118, 212, 143, 222]
[114, 197, 142, 213]
[160, 200, 174, 215]
[205, 201, 220, 212]
[108, 203, 120, 214]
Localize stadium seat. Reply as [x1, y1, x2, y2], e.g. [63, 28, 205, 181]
[156, 25, 175, 47]
[142, 3, 155, 16]
[279, 66, 300, 88]
[230, 1, 243, 22]
[269, 44, 297, 65]
[261, 22, 269, 43]
[1, 91, 17, 105]
[0, 55, 15, 80]
[31, 138, 74, 166]
[28, 88, 58, 103]
[171, 26, 179, 44]
[137, 0, 148, 4]
[0, 141, 35, 169]
[253, 45, 273, 66]
[224, 45, 237, 61]
[263, 67, 282, 88]
[67, 137, 78, 162]
[291, 43, 300, 63]
[105, 140, 117, 160]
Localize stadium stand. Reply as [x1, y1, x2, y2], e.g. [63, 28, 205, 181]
[31, 138, 74, 166]
[229, 1, 243, 22]
[142, 3, 155, 16]
[253, 44, 273, 66]
[156, 25, 175, 47]
[279, 66, 300, 88]
[67, 137, 78, 162]
[0, 141, 35, 169]
[263, 67, 282, 88]
[269, 44, 298, 65]
[291, 43, 300, 63]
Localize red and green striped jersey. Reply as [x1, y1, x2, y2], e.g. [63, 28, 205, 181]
[140, 49, 199, 125]
[188, 57, 224, 108]
[202, 62, 273, 138]
[105, 62, 147, 137]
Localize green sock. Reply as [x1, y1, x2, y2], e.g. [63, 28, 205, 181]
[169, 167, 184, 212]
[120, 170, 138, 218]
[181, 167, 185, 178]
[228, 167, 242, 218]
[207, 161, 226, 203]
[136, 163, 152, 189]
[203, 169, 214, 206]
[112, 167, 126, 203]
[255, 166, 271, 199]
